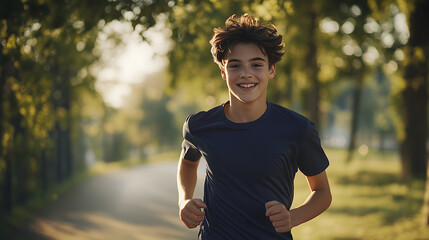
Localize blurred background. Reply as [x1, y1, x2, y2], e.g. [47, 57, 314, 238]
[0, 0, 428, 239]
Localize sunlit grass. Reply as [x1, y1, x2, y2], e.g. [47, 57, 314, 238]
[292, 148, 429, 240]
[143, 151, 180, 164]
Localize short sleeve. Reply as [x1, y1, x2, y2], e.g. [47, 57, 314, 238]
[182, 115, 202, 162]
[297, 121, 329, 176]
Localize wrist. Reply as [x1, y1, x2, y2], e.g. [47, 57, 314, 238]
[178, 198, 191, 208]
[289, 209, 300, 229]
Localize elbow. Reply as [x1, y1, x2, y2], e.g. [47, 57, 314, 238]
[315, 187, 332, 212]
[325, 189, 332, 211]
[327, 192, 332, 209]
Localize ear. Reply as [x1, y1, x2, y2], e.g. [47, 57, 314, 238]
[221, 68, 227, 80]
[269, 63, 276, 79]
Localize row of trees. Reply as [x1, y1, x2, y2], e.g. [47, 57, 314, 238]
[0, 0, 176, 217]
[0, 0, 427, 226]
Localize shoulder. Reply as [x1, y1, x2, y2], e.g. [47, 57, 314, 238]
[185, 104, 225, 132]
[268, 102, 312, 133]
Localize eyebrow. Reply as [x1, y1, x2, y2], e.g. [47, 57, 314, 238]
[227, 57, 266, 63]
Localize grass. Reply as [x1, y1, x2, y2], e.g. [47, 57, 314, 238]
[291, 149, 429, 240]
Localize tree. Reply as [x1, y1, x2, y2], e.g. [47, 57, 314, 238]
[397, 0, 429, 225]
[368, 0, 428, 178]
[321, 1, 375, 161]
[398, 0, 428, 180]
[0, 0, 175, 215]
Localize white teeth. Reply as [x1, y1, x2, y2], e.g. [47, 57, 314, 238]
[239, 83, 256, 88]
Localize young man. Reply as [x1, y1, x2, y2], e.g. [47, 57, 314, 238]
[177, 14, 331, 239]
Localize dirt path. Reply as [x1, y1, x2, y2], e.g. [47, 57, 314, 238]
[9, 161, 206, 240]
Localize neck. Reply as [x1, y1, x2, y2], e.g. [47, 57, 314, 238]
[225, 99, 267, 123]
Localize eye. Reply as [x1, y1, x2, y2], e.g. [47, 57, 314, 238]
[228, 64, 240, 69]
[252, 63, 263, 68]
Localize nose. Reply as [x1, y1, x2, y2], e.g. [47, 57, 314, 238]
[240, 66, 251, 78]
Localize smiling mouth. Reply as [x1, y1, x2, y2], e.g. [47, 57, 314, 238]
[238, 83, 257, 88]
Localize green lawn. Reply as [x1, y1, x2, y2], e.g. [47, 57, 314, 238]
[291, 149, 429, 240]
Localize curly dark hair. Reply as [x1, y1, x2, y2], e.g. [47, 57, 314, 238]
[210, 14, 285, 69]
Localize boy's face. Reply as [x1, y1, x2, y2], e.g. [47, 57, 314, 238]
[221, 42, 276, 105]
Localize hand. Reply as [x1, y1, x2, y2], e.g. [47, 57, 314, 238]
[265, 200, 292, 233]
[179, 198, 207, 229]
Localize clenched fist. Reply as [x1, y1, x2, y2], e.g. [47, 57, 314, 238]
[265, 200, 292, 233]
[179, 198, 207, 229]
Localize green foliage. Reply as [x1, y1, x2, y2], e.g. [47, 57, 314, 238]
[166, 0, 406, 146]
[0, 0, 176, 216]
[168, 0, 251, 104]
[0, 0, 427, 236]
[292, 149, 429, 239]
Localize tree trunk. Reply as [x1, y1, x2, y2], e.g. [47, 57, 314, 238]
[0, 55, 14, 213]
[40, 148, 49, 194]
[425, 161, 429, 225]
[400, 59, 428, 179]
[0, 60, 10, 214]
[400, 0, 429, 225]
[53, 73, 74, 182]
[347, 62, 365, 162]
[48, 129, 57, 186]
[53, 76, 65, 183]
[64, 79, 73, 179]
[305, 5, 321, 127]
[400, 0, 429, 180]
[55, 121, 64, 182]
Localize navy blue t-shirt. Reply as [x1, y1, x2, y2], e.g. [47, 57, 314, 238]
[182, 101, 329, 239]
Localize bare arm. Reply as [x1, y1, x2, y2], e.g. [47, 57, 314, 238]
[177, 150, 206, 228]
[290, 170, 331, 228]
[266, 170, 331, 232]
[177, 150, 199, 204]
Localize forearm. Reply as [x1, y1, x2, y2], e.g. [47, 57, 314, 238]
[177, 152, 199, 206]
[290, 187, 331, 228]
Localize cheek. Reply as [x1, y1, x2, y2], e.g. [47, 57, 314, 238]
[257, 72, 270, 80]
[225, 71, 238, 80]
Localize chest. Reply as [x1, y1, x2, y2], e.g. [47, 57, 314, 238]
[198, 127, 298, 181]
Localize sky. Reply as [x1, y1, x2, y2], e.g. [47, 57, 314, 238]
[93, 19, 172, 108]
